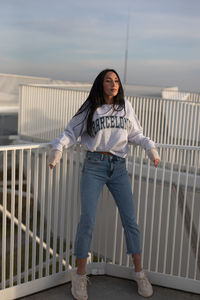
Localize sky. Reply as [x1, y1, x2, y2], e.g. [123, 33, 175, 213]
[0, 0, 200, 92]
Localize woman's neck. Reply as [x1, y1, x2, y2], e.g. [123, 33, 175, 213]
[104, 95, 114, 104]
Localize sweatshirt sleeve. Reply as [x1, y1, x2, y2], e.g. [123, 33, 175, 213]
[127, 101, 155, 151]
[52, 109, 88, 152]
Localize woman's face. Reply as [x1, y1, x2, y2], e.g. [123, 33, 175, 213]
[103, 71, 120, 99]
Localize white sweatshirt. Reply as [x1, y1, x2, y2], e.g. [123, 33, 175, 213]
[52, 98, 155, 158]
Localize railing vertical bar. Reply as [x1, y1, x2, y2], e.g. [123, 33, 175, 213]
[59, 149, 68, 272]
[24, 149, 31, 282]
[38, 88, 41, 139]
[61, 90, 66, 141]
[43, 88, 47, 140]
[119, 227, 124, 266]
[170, 101, 176, 145]
[157, 100, 162, 144]
[141, 156, 150, 267]
[125, 156, 130, 268]
[164, 100, 169, 145]
[185, 104, 190, 147]
[177, 103, 183, 163]
[129, 149, 135, 268]
[178, 149, 190, 276]
[17, 149, 23, 284]
[188, 104, 194, 147]
[49, 88, 54, 138]
[18, 86, 22, 134]
[66, 90, 70, 125]
[65, 148, 74, 270]
[147, 97, 151, 138]
[52, 162, 60, 274]
[150, 98, 155, 140]
[2, 150, 7, 289]
[9, 150, 16, 287]
[145, 98, 151, 136]
[39, 149, 46, 278]
[46, 162, 53, 276]
[32, 149, 39, 280]
[155, 148, 166, 272]
[141, 97, 145, 134]
[170, 150, 182, 275]
[71, 145, 81, 268]
[148, 160, 158, 271]
[69, 91, 73, 122]
[34, 88, 38, 138]
[174, 101, 179, 144]
[186, 150, 198, 278]
[46, 89, 51, 140]
[190, 106, 197, 163]
[41, 89, 45, 140]
[148, 98, 152, 138]
[136, 149, 143, 223]
[135, 97, 139, 118]
[167, 101, 172, 145]
[153, 99, 158, 142]
[195, 106, 200, 147]
[163, 148, 174, 273]
[181, 103, 186, 146]
[160, 100, 165, 145]
[194, 197, 200, 279]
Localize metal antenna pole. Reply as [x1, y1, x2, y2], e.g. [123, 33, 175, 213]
[123, 9, 130, 85]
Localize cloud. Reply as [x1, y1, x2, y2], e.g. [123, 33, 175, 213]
[0, 0, 200, 92]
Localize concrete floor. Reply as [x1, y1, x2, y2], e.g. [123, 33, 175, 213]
[20, 275, 199, 300]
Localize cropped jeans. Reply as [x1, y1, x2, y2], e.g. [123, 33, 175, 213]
[74, 151, 141, 258]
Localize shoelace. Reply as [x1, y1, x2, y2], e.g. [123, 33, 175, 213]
[139, 276, 149, 288]
[78, 275, 91, 291]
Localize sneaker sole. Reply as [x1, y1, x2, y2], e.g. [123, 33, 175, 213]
[138, 289, 153, 298]
[71, 286, 88, 300]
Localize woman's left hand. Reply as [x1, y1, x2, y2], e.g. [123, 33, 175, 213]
[147, 148, 160, 168]
[154, 158, 160, 168]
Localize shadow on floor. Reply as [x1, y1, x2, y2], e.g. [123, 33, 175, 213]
[20, 275, 199, 300]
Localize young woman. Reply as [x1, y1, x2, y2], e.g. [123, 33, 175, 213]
[48, 69, 160, 300]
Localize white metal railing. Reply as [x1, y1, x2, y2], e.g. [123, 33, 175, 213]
[0, 143, 200, 299]
[18, 85, 200, 147]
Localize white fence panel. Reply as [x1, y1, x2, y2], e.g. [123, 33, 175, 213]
[0, 143, 199, 299]
[19, 85, 200, 148]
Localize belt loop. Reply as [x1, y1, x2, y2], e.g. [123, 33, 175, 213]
[101, 153, 104, 161]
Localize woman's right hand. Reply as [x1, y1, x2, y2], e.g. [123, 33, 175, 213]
[146, 148, 160, 167]
[47, 149, 62, 169]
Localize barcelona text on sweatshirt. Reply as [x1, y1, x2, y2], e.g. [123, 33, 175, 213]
[52, 98, 155, 158]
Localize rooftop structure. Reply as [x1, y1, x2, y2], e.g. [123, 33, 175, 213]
[0, 74, 200, 299]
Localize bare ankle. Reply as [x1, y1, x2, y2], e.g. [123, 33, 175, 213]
[77, 270, 86, 275]
[76, 257, 87, 275]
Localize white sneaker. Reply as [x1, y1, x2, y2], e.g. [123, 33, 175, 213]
[134, 271, 153, 297]
[71, 272, 89, 300]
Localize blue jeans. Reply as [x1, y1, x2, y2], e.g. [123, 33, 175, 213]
[74, 151, 141, 258]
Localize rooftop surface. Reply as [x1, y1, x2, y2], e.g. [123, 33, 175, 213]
[20, 275, 199, 300]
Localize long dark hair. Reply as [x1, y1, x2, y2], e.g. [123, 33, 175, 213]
[74, 68, 125, 136]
